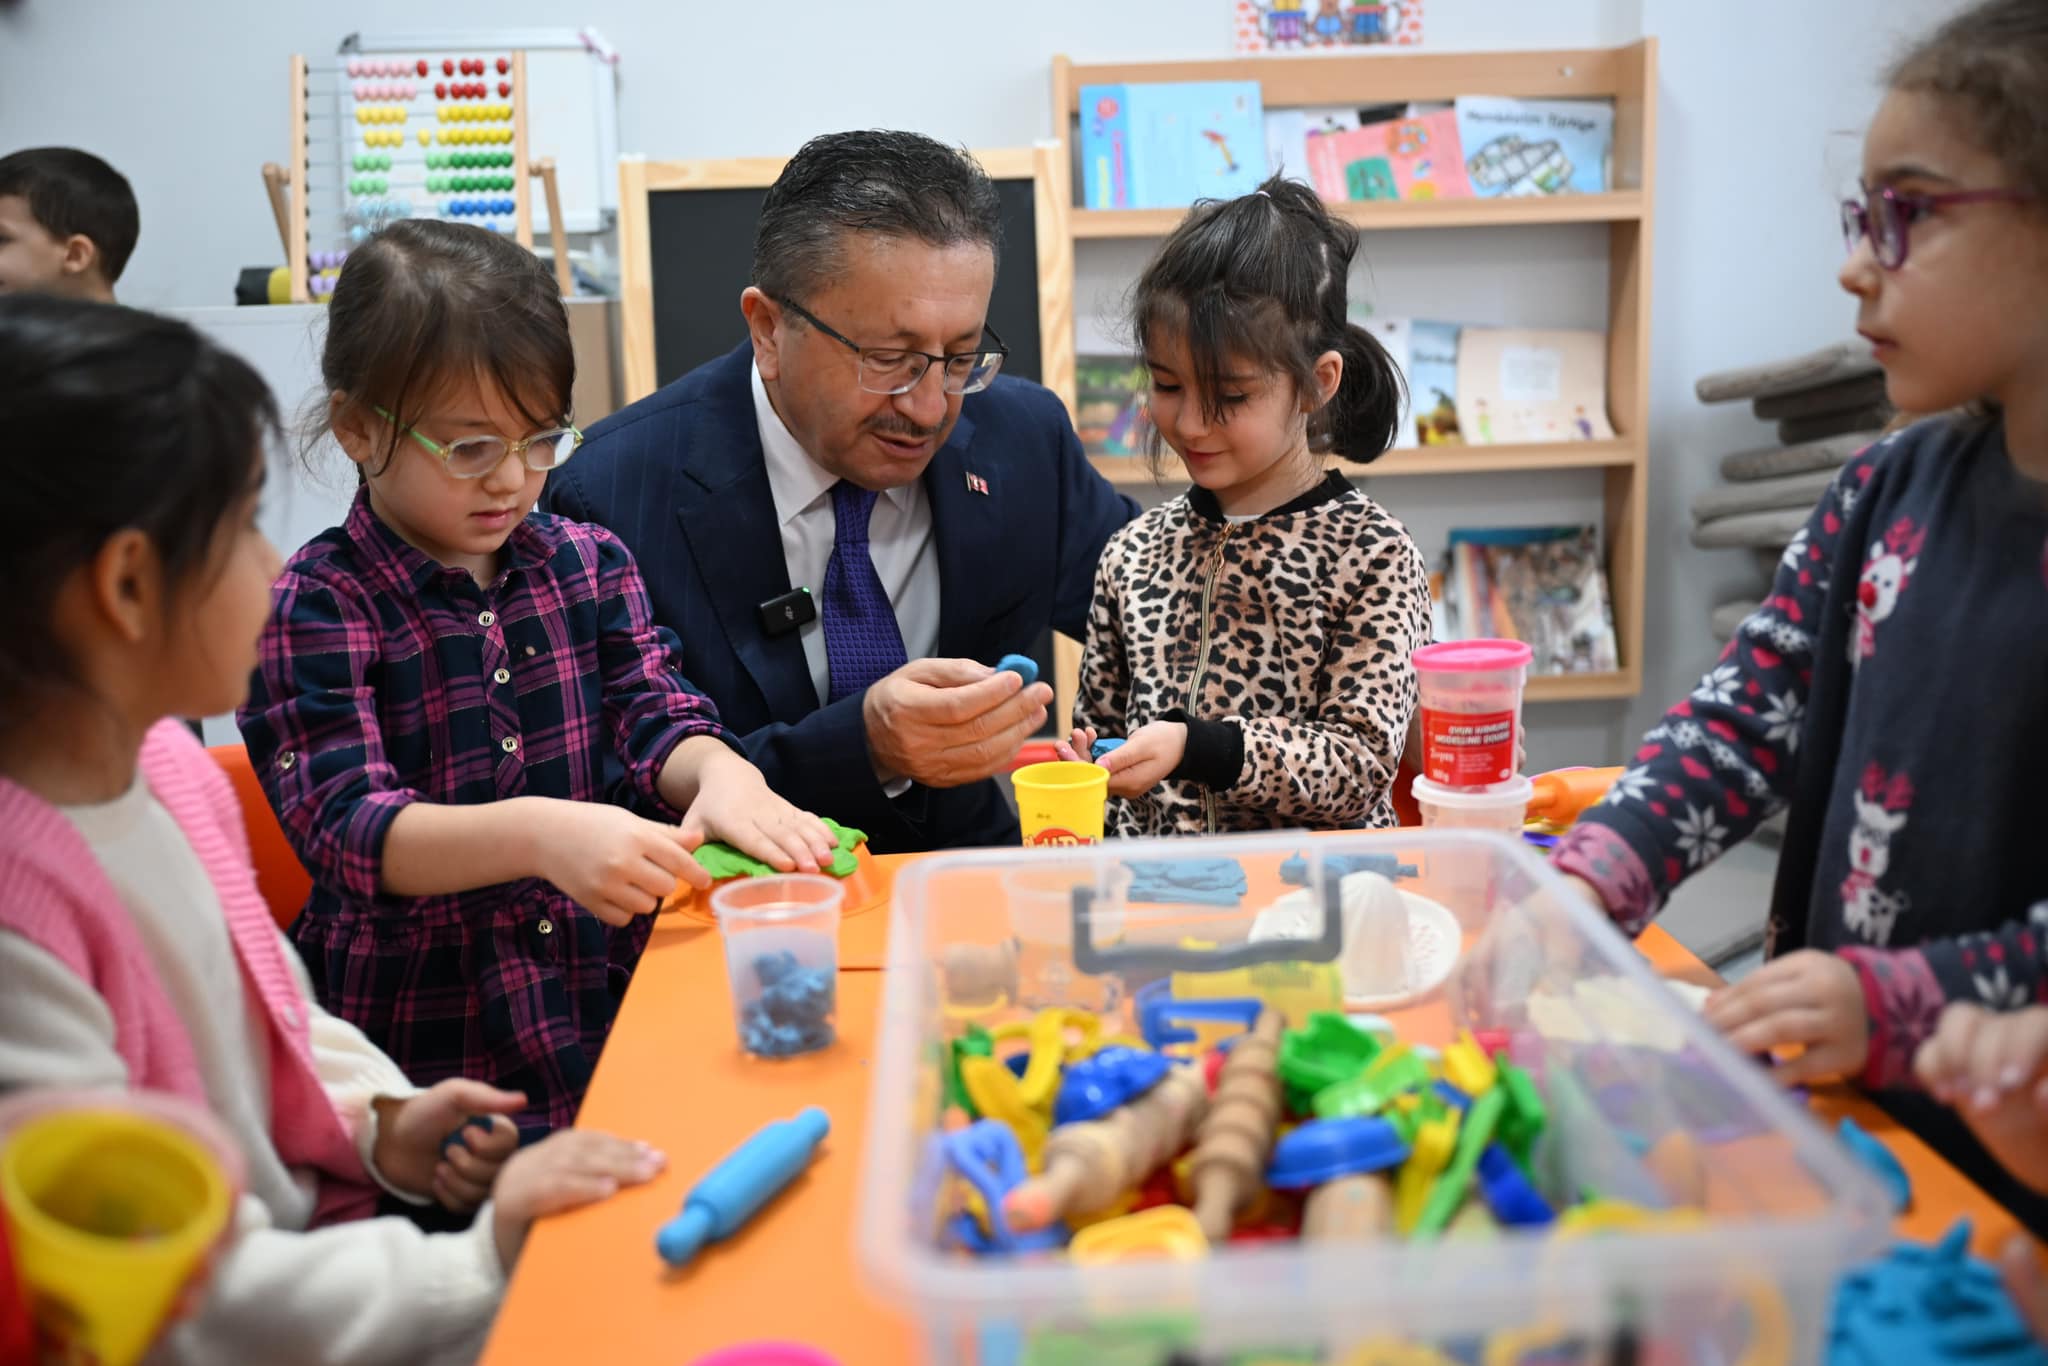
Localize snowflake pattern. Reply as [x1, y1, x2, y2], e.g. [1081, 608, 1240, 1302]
[1973, 965, 2031, 1009]
[1605, 768, 1658, 806]
[1760, 690, 1804, 752]
[1779, 527, 1809, 574]
[1673, 804, 1727, 870]
[1693, 664, 1742, 708]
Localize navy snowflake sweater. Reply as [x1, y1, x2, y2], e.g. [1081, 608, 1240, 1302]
[1555, 415, 2048, 1093]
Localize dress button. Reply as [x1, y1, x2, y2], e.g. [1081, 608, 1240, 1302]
[493, 667, 511, 684]
[278, 751, 297, 771]
[478, 610, 496, 627]
[500, 735, 519, 753]
[536, 918, 554, 935]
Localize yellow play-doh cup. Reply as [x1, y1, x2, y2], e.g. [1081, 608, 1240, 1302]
[1011, 761, 1109, 847]
[1, 1106, 234, 1366]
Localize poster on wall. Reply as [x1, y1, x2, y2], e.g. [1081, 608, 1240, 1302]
[1232, 0, 1423, 53]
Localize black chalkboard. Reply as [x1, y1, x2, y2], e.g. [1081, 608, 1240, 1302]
[645, 178, 1044, 390]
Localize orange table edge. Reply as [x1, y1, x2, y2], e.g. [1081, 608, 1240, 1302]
[480, 850, 2028, 1366]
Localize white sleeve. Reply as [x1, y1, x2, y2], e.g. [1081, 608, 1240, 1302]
[0, 930, 129, 1088]
[0, 934, 506, 1366]
[278, 929, 426, 1198]
[155, 1194, 506, 1366]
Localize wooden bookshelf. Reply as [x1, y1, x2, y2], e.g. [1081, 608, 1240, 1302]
[1073, 190, 1647, 238]
[1046, 41, 1659, 718]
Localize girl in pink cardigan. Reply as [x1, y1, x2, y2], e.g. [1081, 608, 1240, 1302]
[0, 295, 664, 1365]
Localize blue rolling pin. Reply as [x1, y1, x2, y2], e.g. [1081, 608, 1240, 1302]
[655, 1106, 830, 1267]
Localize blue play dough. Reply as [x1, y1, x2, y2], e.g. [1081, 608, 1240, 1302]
[1124, 857, 1248, 907]
[1828, 1220, 2048, 1365]
[995, 653, 1039, 686]
[1054, 1046, 1171, 1125]
[737, 950, 835, 1057]
[1838, 1115, 1913, 1214]
[1266, 1116, 1407, 1189]
[1091, 737, 1125, 761]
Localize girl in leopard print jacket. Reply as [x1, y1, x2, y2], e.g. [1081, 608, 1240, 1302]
[1058, 176, 1432, 837]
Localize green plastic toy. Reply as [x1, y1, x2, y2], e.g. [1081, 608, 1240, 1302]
[946, 1025, 994, 1117]
[1311, 1043, 1432, 1119]
[1413, 1085, 1506, 1236]
[694, 817, 867, 880]
[1277, 1013, 1382, 1109]
[1495, 1056, 1547, 1172]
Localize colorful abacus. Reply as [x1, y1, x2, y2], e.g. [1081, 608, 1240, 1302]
[277, 50, 543, 304]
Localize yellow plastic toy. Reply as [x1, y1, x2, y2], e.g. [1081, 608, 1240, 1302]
[1067, 1205, 1207, 1266]
[1394, 1112, 1458, 1235]
[1440, 1031, 1498, 1098]
[1169, 958, 1342, 1035]
[1, 1101, 236, 1366]
[959, 1055, 1049, 1169]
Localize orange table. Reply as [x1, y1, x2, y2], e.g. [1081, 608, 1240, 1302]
[481, 852, 2026, 1366]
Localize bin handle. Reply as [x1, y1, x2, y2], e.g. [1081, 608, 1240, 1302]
[1070, 876, 1342, 976]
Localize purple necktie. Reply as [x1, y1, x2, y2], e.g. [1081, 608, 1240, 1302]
[822, 481, 909, 703]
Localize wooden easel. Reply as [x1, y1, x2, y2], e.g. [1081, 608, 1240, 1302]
[267, 50, 573, 302]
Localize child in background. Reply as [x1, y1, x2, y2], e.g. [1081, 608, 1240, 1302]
[0, 295, 662, 1365]
[1056, 176, 1431, 835]
[239, 221, 836, 1138]
[1550, 0, 2048, 1229]
[0, 147, 136, 301]
[1916, 1002, 2048, 1341]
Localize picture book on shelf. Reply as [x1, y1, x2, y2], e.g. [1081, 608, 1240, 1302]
[1264, 103, 1408, 185]
[1444, 526, 1618, 675]
[1407, 320, 1463, 446]
[1454, 96, 1614, 197]
[1080, 81, 1266, 210]
[1352, 314, 1418, 450]
[1074, 355, 1153, 458]
[1305, 109, 1472, 202]
[1453, 326, 1614, 444]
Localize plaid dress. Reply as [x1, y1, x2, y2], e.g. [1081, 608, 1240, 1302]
[239, 493, 731, 1137]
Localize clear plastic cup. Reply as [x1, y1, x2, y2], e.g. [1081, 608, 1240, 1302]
[1412, 639, 1534, 790]
[1412, 774, 1535, 834]
[713, 875, 844, 1058]
[998, 863, 1128, 1012]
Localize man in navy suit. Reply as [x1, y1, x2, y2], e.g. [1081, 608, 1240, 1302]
[545, 130, 1138, 853]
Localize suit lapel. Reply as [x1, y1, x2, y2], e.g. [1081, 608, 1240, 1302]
[673, 350, 817, 722]
[924, 411, 1006, 659]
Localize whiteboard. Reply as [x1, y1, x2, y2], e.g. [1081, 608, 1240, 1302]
[342, 27, 621, 234]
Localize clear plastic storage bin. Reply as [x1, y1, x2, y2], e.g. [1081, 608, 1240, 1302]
[860, 831, 1890, 1366]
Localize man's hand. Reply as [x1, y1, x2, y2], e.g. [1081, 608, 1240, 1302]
[863, 658, 1051, 789]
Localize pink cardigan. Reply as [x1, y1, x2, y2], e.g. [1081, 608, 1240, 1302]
[0, 721, 376, 1224]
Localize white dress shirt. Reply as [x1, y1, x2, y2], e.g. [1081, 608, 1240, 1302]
[751, 362, 940, 708]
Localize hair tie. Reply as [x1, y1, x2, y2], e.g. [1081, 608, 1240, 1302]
[1252, 189, 1272, 199]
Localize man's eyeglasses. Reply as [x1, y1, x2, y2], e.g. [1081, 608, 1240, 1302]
[777, 296, 1008, 396]
[1840, 184, 2032, 271]
[374, 405, 582, 480]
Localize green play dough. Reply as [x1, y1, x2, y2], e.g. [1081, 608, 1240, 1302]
[694, 817, 867, 880]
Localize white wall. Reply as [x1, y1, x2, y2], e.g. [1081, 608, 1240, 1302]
[0, 0, 1959, 770]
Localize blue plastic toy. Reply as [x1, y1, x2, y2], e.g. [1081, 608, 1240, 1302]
[1476, 1145, 1554, 1226]
[941, 1120, 1067, 1254]
[1091, 738, 1126, 761]
[656, 1107, 830, 1266]
[1124, 857, 1249, 907]
[1838, 1115, 1913, 1215]
[738, 950, 836, 1057]
[995, 653, 1039, 686]
[1277, 851, 1418, 886]
[1828, 1220, 2047, 1365]
[1266, 1116, 1407, 1189]
[1434, 1080, 1473, 1111]
[439, 1113, 497, 1155]
[1134, 979, 1263, 1052]
[1054, 1046, 1171, 1125]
